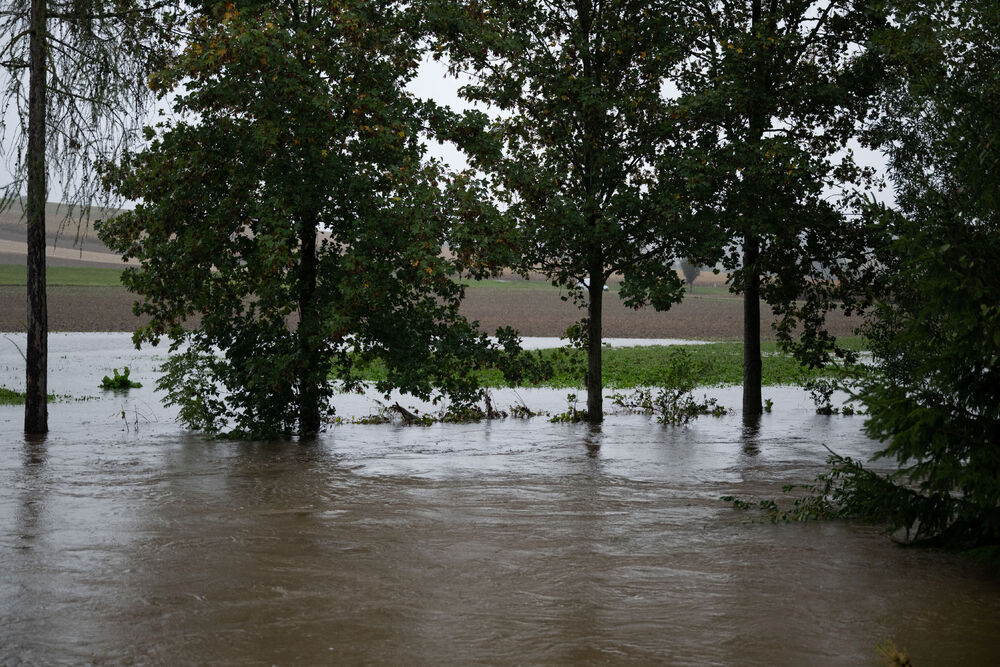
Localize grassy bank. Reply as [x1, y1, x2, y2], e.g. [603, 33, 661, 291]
[357, 339, 867, 390]
[0, 264, 124, 287]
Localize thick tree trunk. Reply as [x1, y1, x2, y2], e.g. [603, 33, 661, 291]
[586, 266, 604, 424]
[742, 234, 762, 423]
[25, 0, 48, 435]
[297, 217, 321, 437]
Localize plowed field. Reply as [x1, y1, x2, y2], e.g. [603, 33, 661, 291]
[0, 282, 862, 340]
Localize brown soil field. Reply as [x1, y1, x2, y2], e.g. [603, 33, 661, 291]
[462, 287, 861, 339]
[0, 283, 863, 340]
[0, 203, 861, 339]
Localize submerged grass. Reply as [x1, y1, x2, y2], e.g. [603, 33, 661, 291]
[0, 386, 25, 405]
[354, 338, 867, 390]
[0, 386, 77, 405]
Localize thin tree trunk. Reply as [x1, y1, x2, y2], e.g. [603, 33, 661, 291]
[742, 234, 762, 422]
[586, 265, 604, 424]
[25, 0, 48, 434]
[578, 0, 603, 425]
[741, 0, 764, 425]
[297, 216, 320, 437]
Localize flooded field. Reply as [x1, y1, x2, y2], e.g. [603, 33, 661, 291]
[2, 334, 999, 664]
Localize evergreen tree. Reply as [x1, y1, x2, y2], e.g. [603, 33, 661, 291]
[846, 0, 1000, 547]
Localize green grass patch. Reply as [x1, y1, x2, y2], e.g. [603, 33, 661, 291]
[681, 285, 737, 297]
[0, 386, 26, 405]
[512, 342, 863, 388]
[0, 386, 66, 405]
[349, 339, 868, 390]
[0, 264, 124, 286]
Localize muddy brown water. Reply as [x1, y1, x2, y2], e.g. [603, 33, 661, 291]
[2, 334, 999, 664]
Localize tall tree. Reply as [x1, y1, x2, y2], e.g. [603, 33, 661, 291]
[99, 0, 505, 437]
[670, 0, 886, 423]
[1, 0, 181, 433]
[426, 0, 706, 423]
[840, 0, 1000, 547]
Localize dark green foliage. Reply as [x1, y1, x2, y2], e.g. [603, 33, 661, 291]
[666, 0, 889, 417]
[804, 378, 851, 415]
[722, 452, 904, 524]
[851, 223, 1000, 546]
[100, 367, 142, 390]
[755, 1, 1000, 549]
[723, 447, 998, 551]
[157, 349, 229, 433]
[849, 0, 1000, 548]
[425, 0, 708, 422]
[99, 1, 507, 437]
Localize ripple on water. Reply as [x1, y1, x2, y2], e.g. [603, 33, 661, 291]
[1, 333, 998, 664]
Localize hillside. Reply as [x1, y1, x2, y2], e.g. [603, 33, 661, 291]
[0, 200, 127, 267]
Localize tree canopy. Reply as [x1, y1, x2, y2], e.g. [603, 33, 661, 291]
[663, 0, 887, 421]
[838, 0, 1000, 548]
[426, 0, 707, 422]
[99, 0, 507, 437]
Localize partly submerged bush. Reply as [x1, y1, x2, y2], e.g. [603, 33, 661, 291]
[611, 388, 728, 426]
[549, 393, 588, 423]
[100, 367, 142, 390]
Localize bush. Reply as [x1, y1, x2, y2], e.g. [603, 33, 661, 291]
[100, 367, 142, 390]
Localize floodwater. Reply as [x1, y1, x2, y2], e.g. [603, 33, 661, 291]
[1, 334, 998, 664]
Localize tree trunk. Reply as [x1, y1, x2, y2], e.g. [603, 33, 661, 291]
[586, 267, 604, 424]
[742, 234, 762, 423]
[740, 0, 764, 426]
[25, 0, 48, 435]
[297, 216, 320, 437]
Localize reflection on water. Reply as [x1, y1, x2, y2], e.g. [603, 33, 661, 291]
[741, 418, 762, 457]
[1, 333, 999, 664]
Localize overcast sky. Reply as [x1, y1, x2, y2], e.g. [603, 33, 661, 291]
[1, 54, 892, 210]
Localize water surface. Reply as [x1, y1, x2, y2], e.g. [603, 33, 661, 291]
[1, 334, 998, 664]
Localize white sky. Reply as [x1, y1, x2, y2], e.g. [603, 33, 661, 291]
[0, 55, 892, 209]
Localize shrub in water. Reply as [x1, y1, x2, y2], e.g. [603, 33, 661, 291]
[100, 367, 142, 390]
